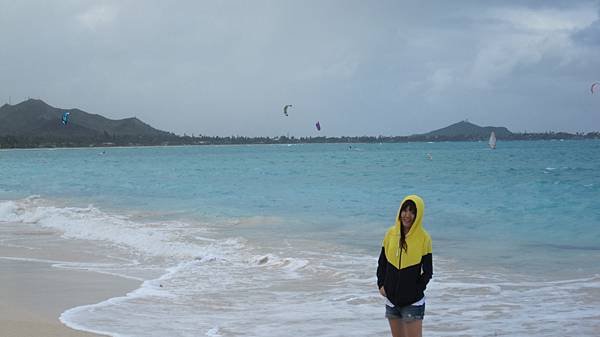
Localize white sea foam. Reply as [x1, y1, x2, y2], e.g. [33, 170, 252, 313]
[0, 197, 239, 262]
[61, 244, 600, 336]
[0, 199, 21, 222]
[205, 327, 222, 337]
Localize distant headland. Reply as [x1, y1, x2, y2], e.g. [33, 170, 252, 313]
[0, 99, 598, 148]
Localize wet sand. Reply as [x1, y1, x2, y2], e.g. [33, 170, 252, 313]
[0, 258, 139, 337]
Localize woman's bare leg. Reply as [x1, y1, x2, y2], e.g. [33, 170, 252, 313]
[404, 320, 422, 337]
[388, 319, 407, 337]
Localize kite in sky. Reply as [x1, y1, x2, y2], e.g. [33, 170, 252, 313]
[591, 82, 600, 94]
[315, 121, 321, 131]
[61, 112, 70, 125]
[283, 104, 292, 116]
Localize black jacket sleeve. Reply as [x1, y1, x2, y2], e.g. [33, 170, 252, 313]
[417, 253, 433, 291]
[376, 247, 387, 288]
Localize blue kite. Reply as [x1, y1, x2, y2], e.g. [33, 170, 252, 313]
[61, 112, 70, 125]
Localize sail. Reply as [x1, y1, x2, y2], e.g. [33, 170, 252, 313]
[489, 131, 496, 149]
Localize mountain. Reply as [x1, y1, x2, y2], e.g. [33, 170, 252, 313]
[4, 100, 587, 149]
[0, 99, 170, 138]
[420, 120, 513, 138]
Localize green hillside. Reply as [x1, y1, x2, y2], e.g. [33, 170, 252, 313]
[0, 99, 170, 137]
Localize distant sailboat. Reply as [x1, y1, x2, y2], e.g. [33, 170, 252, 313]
[488, 131, 497, 149]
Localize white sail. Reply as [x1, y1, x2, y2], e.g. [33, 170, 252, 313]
[489, 131, 497, 149]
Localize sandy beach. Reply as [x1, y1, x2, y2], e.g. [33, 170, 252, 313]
[0, 258, 139, 337]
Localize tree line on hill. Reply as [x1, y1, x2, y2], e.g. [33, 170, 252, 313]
[1, 131, 599, 148]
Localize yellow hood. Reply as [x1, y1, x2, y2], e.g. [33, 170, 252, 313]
[394, 194, 425, 237]
[383, 194, 430, 269]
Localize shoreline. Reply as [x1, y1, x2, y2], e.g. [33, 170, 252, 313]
[0, 258, 140, 337]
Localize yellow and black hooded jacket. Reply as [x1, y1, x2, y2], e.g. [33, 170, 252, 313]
[377, 195, 433, 307]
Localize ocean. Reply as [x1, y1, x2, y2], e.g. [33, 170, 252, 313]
[1, 140, 599, 336]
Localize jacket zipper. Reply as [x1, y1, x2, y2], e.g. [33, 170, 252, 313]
[396, 236, 402, 299]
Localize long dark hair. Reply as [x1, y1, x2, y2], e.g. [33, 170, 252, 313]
[399, 200, 417, 253]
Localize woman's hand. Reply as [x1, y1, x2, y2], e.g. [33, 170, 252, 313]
[379, 286, 386, 297]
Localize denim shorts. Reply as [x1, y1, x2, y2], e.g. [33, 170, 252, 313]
[385, 303, 425, 322]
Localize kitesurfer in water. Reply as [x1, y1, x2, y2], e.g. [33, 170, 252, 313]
[377, 195, 433, 337]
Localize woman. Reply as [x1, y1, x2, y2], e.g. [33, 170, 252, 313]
[377, 195, 433, 337]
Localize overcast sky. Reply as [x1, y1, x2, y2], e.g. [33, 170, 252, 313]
[1, 0, 599, 136]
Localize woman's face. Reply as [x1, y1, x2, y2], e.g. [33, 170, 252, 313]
[400, 207, 416, 230]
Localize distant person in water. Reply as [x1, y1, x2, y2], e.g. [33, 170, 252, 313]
[377, 195, 433, 337]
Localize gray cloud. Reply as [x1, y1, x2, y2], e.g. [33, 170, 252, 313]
[1, 0, 599, 136]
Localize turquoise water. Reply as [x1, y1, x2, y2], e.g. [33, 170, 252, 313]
[2, 141, 599, 265]
[1, 140, 599, 336]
